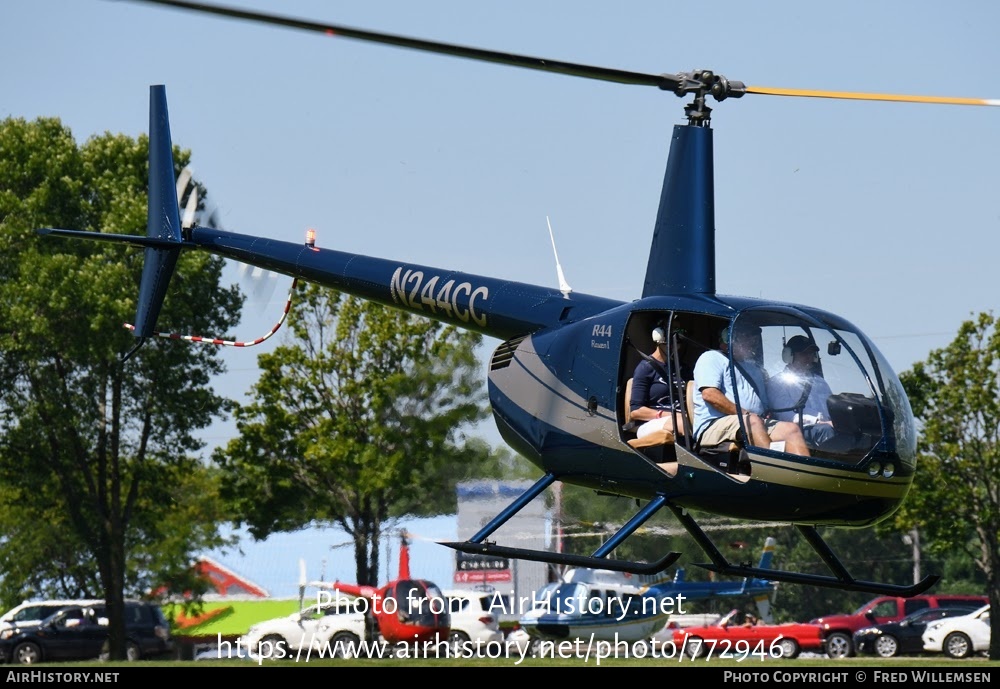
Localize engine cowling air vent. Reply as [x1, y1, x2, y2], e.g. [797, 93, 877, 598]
[490, 336, 526, 370]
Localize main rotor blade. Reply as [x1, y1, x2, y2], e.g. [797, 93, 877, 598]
[123, 0, 684, 91]
[123, 0, 1000, 108]
[747, 85, 1000, 107]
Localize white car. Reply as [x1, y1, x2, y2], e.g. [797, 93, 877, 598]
[239, 599, 370, 659]
[922, 604, 990, 658]
[443, 589, 504, 648]
[0, 600, 103, 632]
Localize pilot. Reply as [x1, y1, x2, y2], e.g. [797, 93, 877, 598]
[765, 335, 836, 447]
[692, 324, 809, 456]
[629, 326, 689, 440]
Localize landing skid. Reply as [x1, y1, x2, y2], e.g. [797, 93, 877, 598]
[442, 473, 938, 595]
[694, 561, 938, 597]
[669, 505, 940, 596]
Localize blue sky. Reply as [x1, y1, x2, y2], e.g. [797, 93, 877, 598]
[5, 0, 998, 458]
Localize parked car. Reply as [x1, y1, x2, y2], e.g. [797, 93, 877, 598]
[0, 600, 102, 632]
[443, 589, 504, 647]
[853, 606, 978, 658]
[670, 608, 825, 659]
[0, 600, 172, 664]
[239, 598, 371, 659]
[811, 593, 988, 658]
[922, 604, 991, 659]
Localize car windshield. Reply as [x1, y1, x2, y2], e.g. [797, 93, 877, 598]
[11, 606, 58, 622]
[904, 607, 972, 624]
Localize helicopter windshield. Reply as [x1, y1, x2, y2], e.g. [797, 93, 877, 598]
[389, 579, 451, 628]
[726, 310, 916, 469]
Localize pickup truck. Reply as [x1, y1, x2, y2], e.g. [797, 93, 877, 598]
[811, 593, 988, 658]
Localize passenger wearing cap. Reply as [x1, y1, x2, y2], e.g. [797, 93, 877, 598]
[766, 335, 836, 446]
[629, 326, 690, 440]
[692, 324, 810, 456]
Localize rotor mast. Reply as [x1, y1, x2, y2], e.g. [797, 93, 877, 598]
[642, 70, 746, 297]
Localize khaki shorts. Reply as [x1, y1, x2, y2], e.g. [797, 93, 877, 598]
[699, 414, 778, 447]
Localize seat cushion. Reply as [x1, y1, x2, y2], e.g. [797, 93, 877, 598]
[627, 428, 675, 448]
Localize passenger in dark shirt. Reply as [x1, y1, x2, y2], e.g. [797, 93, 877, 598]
[629, 327, 689, 441]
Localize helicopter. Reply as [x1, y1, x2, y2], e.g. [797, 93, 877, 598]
[515, 537, 779, 645]
[36, 0, 999, 597]
[310, 531, 451, 647]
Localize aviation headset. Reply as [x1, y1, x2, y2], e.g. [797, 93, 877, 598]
[782, 335, 818, 364]
[652, 327, 667, 345]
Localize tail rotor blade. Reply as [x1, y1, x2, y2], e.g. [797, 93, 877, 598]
[182, 184, 198, 229]
[175, 166, 192, 204]
[237, 263, 281, 311]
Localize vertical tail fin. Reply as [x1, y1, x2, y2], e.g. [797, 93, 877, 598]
[125, 85, 184, 360]
[752, 537, 778, 623]
[398, 531, 411, 580]
[756, 536, 777, 570]
[298, 558, 307, 612]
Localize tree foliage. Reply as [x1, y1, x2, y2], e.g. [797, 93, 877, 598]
[895, 311, 1000, 659]
[0, 116, 241, 657]
[214, 282, 491, 586]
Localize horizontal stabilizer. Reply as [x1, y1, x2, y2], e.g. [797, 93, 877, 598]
[441, 541, 679, 575]
[36, 228, 190, 249]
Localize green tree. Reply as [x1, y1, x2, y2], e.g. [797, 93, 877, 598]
[895, 312, 1000, 659]
[214, 283, 490, 586]
[0, 116, 242, 658]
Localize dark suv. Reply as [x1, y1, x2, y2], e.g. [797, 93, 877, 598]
[0, 601, 172, 664]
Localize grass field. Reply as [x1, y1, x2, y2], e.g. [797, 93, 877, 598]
[24, 653, 999, 669]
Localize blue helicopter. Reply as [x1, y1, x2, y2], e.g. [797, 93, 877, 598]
[514, 537, 779, 645]
[39, 0, 997, 597]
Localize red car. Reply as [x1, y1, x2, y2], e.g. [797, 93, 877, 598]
[671, 609, 825, 660]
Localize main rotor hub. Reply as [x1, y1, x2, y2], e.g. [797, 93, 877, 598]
[664, 70, 747, 125]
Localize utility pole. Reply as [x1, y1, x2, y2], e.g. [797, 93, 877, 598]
[902, 528, 921, 584]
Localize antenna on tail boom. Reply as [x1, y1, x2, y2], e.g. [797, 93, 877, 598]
[547, 216, 573, 297]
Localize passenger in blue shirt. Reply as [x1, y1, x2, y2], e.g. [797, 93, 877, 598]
[692, 325, 809, 456]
